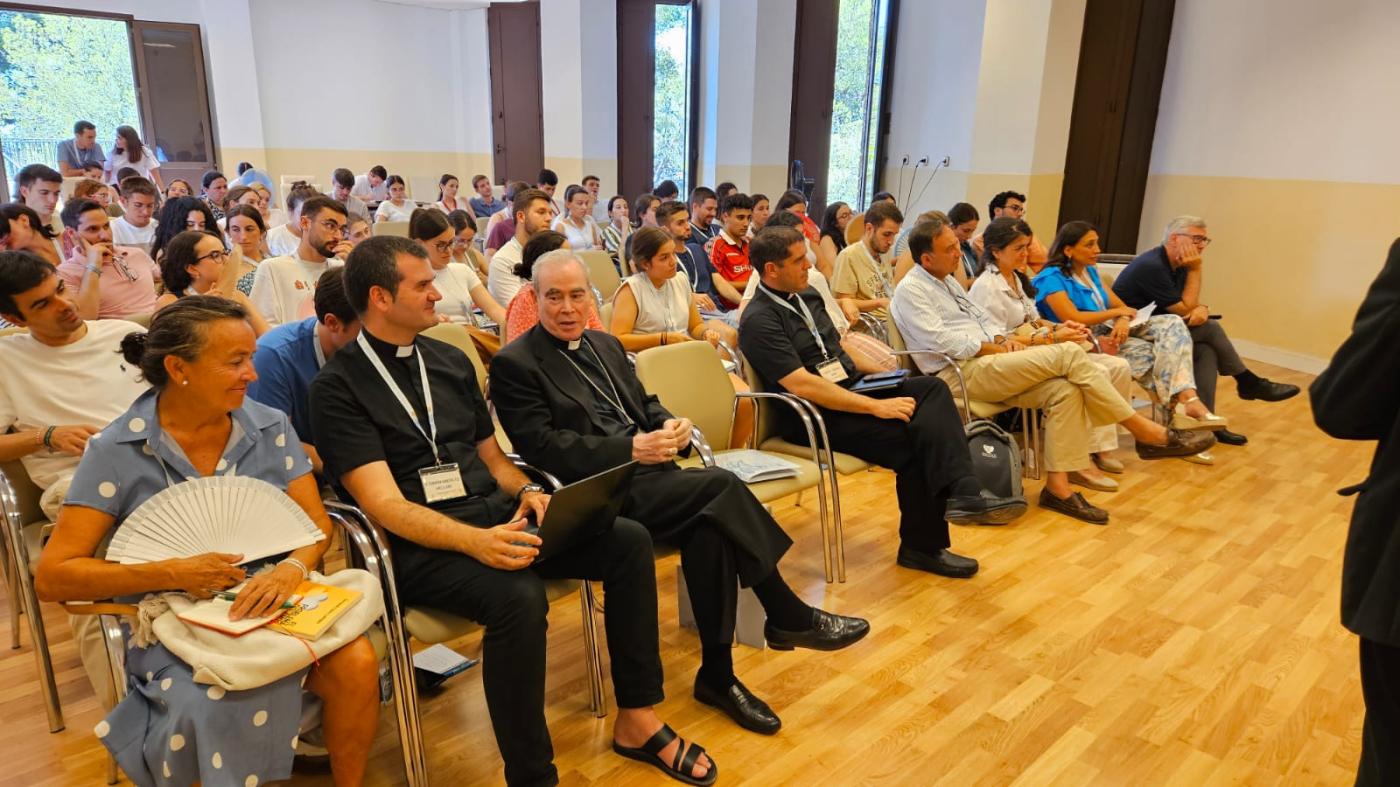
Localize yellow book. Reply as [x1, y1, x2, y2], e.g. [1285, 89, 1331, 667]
[268, 581, 363, 641]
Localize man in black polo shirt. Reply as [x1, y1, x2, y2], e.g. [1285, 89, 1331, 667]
[1113, 215, 1299, 446]
[309, 237, 714, 786]
[740, 225, 1027, 579]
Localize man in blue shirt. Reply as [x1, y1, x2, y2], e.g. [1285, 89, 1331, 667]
[247, 268, 360, 473]
[1113, 215, 1299, 446]
[56, 120, 105, 177]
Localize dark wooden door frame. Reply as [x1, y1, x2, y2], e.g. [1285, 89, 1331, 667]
[488, 1, 545, 185]
[616, 0, 699, 200]
[130, 20, 218, 178]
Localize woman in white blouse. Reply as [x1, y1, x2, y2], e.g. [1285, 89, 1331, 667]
[432, 173, 472, 218]
[102, 125, 163, 190]
[409, 208, 505, 326]
[551, 184, 603, 251]
[610, 226, 753, 447]
[968, 217, 1132, 490]
[373, 175, 415, 223]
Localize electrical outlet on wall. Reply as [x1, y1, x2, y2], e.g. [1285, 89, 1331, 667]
[941, 156, 951, 167]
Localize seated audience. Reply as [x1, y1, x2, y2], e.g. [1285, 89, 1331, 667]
[230, 161, 274, 192]
[109, 177, 158, 255]
[653, 179, 680, 202]
[818, 201, 852, 275]
[250, 181, 283, 227]
[947, 202, 981, 286]
[265, 183, 318, 257]
[503, 231, 604, 343]
[224, 204, 269, 295]
[446, 209, 488, 278]
[351, 164, 389, 203]
[536, 168, 561, 215]
[37, 296, 378, 786]
[250, 195, 351, 325]
[748, 193, 770, 237]
[687, 186, 719, 246]
[1113, 215, 1299, 446]
[14, 163, 62, 230]
[311, 236, 715, 785]
[601, 195, 631, 271]
[831, 201, 901, 323]
[485, 180, 530, 251]
[102, 125, 162, 190]
[330, 168, 373, 226]
[200, 170, 228, 221]
[707, 193, 754, 310]
[492, 249, 868, 739]
[70, 179, 112, 214]
[57, 120, 105, 177]
[0, 203, 62, 265]
[487, 187, 554, 307]
[248, 268, 360, 474]
[373, 175, 414, 224]
[56, 198, 160, 321]
[610, 226, 754, 445]
[972, 190, 1047, 268]
[969, 217, 1130, 482]
[408, 208, 505, 332]
[583, 174, 607, 223]
[432, 173, 467, 216]
[715, 182, 738, 202]
[622, 192, 662, 266]
[1034, 221, 1227, 438]
[552, 184, 604, 250]
[347, 216, 373, 247]
[155, 229, 269, 334]
[774, 190, 823, 263]
[658, 202, 734, 333]
[892, 210, 949, 285]
[469, 174, 504, 218]
[149, 196, 218, 263]
[870, 191, 896, 206]
[740, 225, 1025, 576]
[741, 211, 897, 372]
[163, 178, 192, 199]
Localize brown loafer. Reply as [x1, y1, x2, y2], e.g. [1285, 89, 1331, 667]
[1136, 427, 1216, 460]
[1038, 488, 1109, 525]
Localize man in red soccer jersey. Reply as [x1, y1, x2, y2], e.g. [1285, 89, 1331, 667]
[708, 193, 753, 309]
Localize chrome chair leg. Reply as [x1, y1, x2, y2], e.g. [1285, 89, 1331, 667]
[99, 614, 128, 785]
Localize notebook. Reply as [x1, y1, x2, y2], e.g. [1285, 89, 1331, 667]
[268, 581, 364, 641]
[176, 597, 282, 637]
[714, 450, 801, 483]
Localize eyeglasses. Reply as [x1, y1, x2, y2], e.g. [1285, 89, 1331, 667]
[1175, 233, 1212, 247]
[319, 219, 346, 234]
[432, 240, 454, 254]
[195, 249, 230, 264]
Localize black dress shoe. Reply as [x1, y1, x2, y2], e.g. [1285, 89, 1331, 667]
[1038, 488, 1109, 525]
[1214, 428, 1248, 446]
[694, 677, 781, 735]
[1237, 378, 1300, 402]
[1136, 427, 1216, 460]
[765, 608, 870, 652]
[896, 547, 979, 578]
[945, 489, 1028, 525]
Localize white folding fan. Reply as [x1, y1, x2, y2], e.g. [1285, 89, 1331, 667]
[105, 476, 325, 566]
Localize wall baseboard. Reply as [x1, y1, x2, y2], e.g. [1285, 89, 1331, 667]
[1232, 338, 1330, 376]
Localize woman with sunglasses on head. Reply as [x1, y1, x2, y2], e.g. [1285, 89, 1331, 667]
[155, 229, 270, 336]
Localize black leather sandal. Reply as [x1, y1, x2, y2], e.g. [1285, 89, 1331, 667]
[612, 723, 718, 786]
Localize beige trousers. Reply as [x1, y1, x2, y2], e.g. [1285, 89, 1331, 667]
[1089, 354, 1133, 453]
[940, 343, 1135, 472]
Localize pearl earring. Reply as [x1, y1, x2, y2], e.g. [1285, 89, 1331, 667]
[181, 380, 189, 386]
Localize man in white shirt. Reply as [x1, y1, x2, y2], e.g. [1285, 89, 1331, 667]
[250, 196, 351, 325]
[890, 217, 1214, 523]
[108, 177, 158, 256]
[487, 188, 554, 306]
[265, 183, 319, 257]
[350, 165, 389, 203]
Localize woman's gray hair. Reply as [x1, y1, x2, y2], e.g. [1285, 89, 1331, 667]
[530, 249, 590, 291]
[1163, 215, 1207, 243]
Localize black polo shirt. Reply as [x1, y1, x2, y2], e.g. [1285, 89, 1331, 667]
[1112, 245, 1187, 310]
[740, 283, 857, 395]
[309, 329, 497, 522]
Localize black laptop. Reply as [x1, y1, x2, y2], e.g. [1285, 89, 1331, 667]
[522, 461, 638, 561]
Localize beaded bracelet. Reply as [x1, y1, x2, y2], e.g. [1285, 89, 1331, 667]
[279, 557, 310, 581]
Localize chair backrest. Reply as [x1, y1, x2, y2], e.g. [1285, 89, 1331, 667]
[578, 250, 621, 301]
[845, 212, 865, 246]
[0, 459, 47, 526]
[408, 176, 440, 205]
[474, 216, 490, 237]
[124, 312, 153, 328]
[599, 301, 614, 332]
[742, 361, 785, 448]
[0, 327, 27, 338]
[633, 341, 736, 451]
[374, 220, 409, 238]
[883, 315, 916, 372]
[422, 322, 487, 389]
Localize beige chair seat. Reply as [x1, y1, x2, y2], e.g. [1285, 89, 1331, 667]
[402, 578, 583, 644]
[757, 437, 871, 475]
[677, 451, 822, 502]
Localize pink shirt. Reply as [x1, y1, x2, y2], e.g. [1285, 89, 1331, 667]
[56, 246, 160, 319]
[504, 287, 603, 344]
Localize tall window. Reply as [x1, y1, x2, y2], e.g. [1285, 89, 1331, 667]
[652, 3, 693, 195]
[825, 0, 892, 208]
[0, 9, 141, 185]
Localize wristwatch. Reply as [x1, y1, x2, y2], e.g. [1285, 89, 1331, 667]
[516, 483, 545, 501]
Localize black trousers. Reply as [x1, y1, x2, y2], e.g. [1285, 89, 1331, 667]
[1358, 637, 1400, 786]
[621, 464, 793, 655]
[1189, 318, 1247, 411]
[392, 490, 662, 787]
[783, 375, 970, 555]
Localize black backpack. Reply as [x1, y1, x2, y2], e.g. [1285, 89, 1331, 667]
[965, 419, 1024, 502]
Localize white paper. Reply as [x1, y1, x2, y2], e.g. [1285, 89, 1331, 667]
[1129, 301, 1156, 328]
[413, 643, 475, 675]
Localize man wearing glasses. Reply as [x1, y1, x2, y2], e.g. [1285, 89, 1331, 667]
[1114, 215, 1299, 447]
[55, 198, 160, 320]
[249, 195, 352, 326]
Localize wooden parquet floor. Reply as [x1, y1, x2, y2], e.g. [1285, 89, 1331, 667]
[0, 362, 1373, 785]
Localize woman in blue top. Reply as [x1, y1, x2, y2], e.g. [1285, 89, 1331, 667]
[1034, 221, 1227, 432]
[36, 297, 379, 786]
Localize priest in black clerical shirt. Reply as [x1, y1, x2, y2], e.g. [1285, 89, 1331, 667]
[490, 248, 870, 737]
[310, 237, 716, 786]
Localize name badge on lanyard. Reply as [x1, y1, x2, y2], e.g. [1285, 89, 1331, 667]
[817, 358, 849, 383]
[357, 332, 468, 503]
[760, 283, 843, 381]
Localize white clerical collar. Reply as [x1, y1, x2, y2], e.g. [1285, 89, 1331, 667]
[567, 339, 582, 350]
[395, 344, 414, 357]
